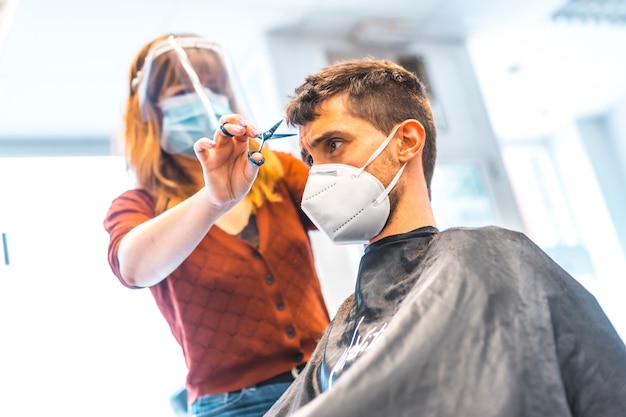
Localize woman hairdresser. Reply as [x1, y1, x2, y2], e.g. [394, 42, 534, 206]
[103, 33, 329, 417]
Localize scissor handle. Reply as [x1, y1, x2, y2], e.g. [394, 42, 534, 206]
[248, 150, 265, 166]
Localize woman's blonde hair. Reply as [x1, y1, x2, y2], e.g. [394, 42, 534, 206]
[118, 33, 284, 214]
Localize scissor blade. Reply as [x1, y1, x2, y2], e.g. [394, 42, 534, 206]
[259, 119, 285, 141]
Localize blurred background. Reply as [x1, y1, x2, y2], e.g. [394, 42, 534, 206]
[1, 0, 625, 415]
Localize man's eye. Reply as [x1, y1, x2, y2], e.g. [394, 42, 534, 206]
[329, 140, 341, 153]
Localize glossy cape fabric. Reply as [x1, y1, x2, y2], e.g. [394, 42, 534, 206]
[265, 226, 626, 417]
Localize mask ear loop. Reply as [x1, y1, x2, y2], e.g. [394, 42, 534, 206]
[373, 163, 407, 206]
[358, 123, 406, 207]
[355, 124, 402, 177]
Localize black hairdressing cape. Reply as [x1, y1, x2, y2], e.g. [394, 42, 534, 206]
[265, 226, 626, 417]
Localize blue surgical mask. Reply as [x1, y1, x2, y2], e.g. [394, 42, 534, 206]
[159, 88, 233, 158]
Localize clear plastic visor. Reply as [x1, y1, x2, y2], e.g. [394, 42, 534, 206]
[133, 36, 253, 125]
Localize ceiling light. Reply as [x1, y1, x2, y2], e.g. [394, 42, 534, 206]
[349, 19, 418, 45]
[552, 0, 626, 25]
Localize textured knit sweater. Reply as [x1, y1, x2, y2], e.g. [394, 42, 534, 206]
[104, 151, 330, 406]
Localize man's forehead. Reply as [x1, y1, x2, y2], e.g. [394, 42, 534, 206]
[297, 95, 349, 146]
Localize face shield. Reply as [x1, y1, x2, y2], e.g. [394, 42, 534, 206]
[132, 35, 254, 157]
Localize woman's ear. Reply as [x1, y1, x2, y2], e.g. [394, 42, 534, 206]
[397, 119, 426, 163]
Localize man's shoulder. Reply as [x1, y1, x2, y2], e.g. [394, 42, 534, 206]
[438, 225, 532, 247]
[433, 225, 575, 291]
[441, 224, 524, 237]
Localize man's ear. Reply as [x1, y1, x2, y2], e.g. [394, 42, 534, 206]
[397, 119, 425, 163]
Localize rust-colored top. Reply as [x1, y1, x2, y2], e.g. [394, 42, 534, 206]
[103, 151, 330, 406]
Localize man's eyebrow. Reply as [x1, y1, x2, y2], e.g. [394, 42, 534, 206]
[308, 131, 342, 149]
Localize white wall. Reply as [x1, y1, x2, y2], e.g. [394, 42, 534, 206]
[0, 157, 187, 416]
[607, 96, 626, 189]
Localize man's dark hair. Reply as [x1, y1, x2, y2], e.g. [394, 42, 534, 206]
[285, 58, 437, 194]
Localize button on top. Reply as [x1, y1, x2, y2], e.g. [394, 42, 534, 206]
[294, 352, 304, 362]
[265, 275, 274, 285]
[276, 301, 285, 311]
[252, 251, 262, 259]
[286, 328, 295, 338]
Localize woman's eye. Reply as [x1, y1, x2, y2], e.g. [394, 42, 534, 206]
[165, 90, 189, 98]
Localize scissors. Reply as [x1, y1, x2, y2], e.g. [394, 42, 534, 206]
[169, 37, 296, 165]
[247, 119, 296, 166]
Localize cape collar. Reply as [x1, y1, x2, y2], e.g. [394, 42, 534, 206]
[356, 226, 439, 309]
